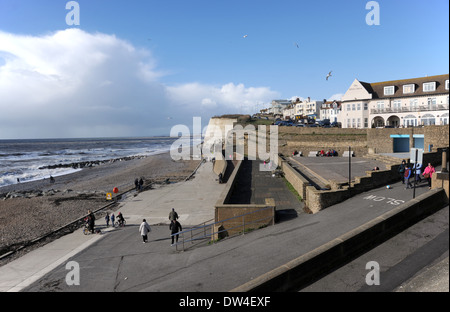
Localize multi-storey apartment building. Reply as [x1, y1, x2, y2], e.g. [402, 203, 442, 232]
[295, 97, 323, 120]
[270, 99, 291, 117]
[340, 74, 449, 128]
[319, 100, 341, 123]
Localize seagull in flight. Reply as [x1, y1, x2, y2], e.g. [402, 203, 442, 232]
[294, 42, 299, 48]
[326, 71, 333, 81]
[243, 34, 248, 38]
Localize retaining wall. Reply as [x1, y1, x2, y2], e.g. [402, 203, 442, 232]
[231, 188, 448, 292]
[280, 149, 448, 213]
[214, 160, 275, 239]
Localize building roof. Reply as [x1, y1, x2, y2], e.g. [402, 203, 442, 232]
[360, 74, 449, 100]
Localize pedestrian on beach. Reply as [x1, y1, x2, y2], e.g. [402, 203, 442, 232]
[170, 219, 182, 246]
[139, 219, 151, 243]
[111, 213, 115, 227]
[169, 208, 179, 221]
[422, 163, 436, 189]
[134, 178, 139, 191]
[139, 178, 144, 191]
[105, 212, 110, 227]
[404, 165, 413, 189]
[398, 160, 406, 184]
[413, 163, 422, 183]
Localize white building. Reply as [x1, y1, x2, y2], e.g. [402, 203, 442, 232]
[270, 100, 291, 117]
[340, 74, 449, 128]
[295, 97, 323, 120]
[320, 100, 341, 122]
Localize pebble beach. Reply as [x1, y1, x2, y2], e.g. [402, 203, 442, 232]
[0, 152, 200, 262]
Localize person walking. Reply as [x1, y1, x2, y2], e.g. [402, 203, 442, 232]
[422, 163, 436, 189]
[413, 162, 422, 183]
[139, 219, 151, 243]
[404, 165, 413, 189]
[88, 210, 96, 233]
[110, 213, 115, 227]
[398, 160, 406, 184]
[134, 178, 139, 191]
[169, 208, 179, 221]
[105, 212, 110, 227]
[139, 178, 144, 191]
[170, 219, 183, 246]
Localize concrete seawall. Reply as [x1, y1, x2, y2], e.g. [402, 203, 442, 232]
[231, 188, 448, 292]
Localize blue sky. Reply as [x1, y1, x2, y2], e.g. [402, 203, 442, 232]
[0, 0, 448, 138]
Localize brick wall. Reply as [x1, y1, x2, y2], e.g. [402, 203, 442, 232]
[366, 125, 449, 153]
[274, 125, 449, 156]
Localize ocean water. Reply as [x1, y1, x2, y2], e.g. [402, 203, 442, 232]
[0, 137, 181, 188]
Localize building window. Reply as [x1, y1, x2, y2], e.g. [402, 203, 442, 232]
[393, 100, 401, 111]
[357, 103, 361, 110]
[403, 84, 415, 94]
[446, 80, 449, 90]
[440, 113, 449, 125]
[384, 86, 395, 96]
[410, 99, 418, 110]
[364, 118, 368, 128]
[377, 101, 385, 110]
[427, 97, 437, 108]
[364, 103, 368, 110]
[352, 104, 356, 111]
[347, 104, 351, 111]
[421, 114, 436, 126]
[352, 118, 356, 128]
[404, 115, 417, 127]
[423, 82, 436, 92]
[357, 118, 361, 128]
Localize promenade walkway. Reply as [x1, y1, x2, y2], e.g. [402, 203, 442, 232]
[0, 157, 447, 292]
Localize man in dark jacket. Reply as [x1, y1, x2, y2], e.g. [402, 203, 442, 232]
[170, 219, 183, 245]
[398, 160, 406, 184]
[88, 210, 96, 234]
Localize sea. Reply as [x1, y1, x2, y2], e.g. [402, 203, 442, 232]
[0, 137, 184, 188]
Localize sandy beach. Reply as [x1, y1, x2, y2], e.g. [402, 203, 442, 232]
[0, 152, 200, 262]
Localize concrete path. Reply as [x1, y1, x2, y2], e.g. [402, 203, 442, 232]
[116, 160, 225, 227]
[0, 158, 447, 293]
[0, 160, 226, 292]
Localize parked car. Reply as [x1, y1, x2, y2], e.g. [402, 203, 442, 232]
[331, 122, 341, 128]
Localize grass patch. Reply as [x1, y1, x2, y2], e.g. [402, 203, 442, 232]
[282, 177, 303, 202]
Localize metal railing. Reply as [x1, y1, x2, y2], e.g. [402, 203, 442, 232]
[171, 206, 275, 251]
[371, 104, 449, 115]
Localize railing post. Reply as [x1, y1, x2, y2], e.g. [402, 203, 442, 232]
[182, 233, 185, 251]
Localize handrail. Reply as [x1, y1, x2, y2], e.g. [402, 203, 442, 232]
[171, 205, 275, 251]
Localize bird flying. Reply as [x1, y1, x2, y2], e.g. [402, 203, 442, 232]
[243, 34, 248, 38]
[326, 71, 333, 80]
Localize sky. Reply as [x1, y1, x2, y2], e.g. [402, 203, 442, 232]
[0, 0, 448, 139]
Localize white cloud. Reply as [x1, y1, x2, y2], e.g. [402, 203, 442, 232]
[328, 93, 344, 101]
[167, 82, 279, 115]
[0, 29, 280, 139]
